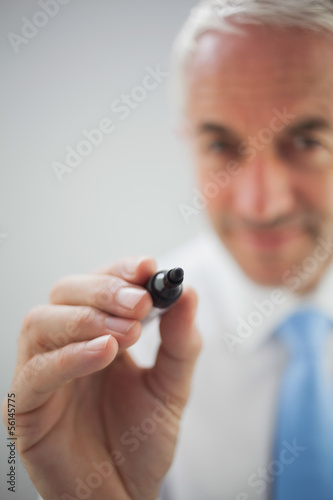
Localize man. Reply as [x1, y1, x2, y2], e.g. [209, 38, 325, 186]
[3, 1, 333, 499]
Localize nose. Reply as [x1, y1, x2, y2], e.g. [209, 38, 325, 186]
[232, 151, 295, 222]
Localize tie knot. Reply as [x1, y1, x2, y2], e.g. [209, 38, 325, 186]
[275, 308, 332, 357]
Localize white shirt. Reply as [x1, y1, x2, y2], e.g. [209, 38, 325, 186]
[37, 227, 333, 500]
[132, 227, 333, 500]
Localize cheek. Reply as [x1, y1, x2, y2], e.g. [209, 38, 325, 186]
[295, 173, 333, 215]
[198, 166, 233, 214]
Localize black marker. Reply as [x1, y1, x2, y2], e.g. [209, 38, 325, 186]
[142, 267, 184, 325]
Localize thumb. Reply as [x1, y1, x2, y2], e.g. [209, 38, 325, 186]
[146, 287, 202, 416]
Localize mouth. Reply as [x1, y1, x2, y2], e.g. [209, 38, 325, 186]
[234, 226, 306, 251]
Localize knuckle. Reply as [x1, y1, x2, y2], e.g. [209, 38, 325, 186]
[164, 394, 186, 419]
[26, 354, 45, 378]
[65, 307, 97, 339]
[55, 347, 67, 374]
[54, 348, 72, 386]
[93, 276, 121, 308]
[16, 358, 37, 387]
[34, 353, 48, 376]
[94, 287, 112, 308]
[49, 279, 63, 303]
[21, 305, 44, 334]
[49, 276, 70, 303]
[48, 329, 67, 350]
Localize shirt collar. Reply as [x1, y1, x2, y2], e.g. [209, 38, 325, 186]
[203, 226, 333, 355]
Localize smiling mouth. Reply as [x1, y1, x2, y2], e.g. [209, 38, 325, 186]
[235, 226, 306, 250]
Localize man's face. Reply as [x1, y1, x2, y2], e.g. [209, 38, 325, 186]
[185, 25, 333, 290]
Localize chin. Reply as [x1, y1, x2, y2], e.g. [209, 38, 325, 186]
[231, 252, 291, 287]
[238, 261, 290, 287]
[220, 231, 321, 290]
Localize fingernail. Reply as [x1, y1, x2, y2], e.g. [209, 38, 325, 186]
[86, 334, 111, 351]
[105, 316, 136, 334]
[123, 255, 150, 278]
[116, 287, 147, 310]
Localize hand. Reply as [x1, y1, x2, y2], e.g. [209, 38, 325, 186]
[2, 256, 201, 500]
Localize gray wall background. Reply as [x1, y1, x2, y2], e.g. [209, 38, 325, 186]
[0, 1, 204, 498]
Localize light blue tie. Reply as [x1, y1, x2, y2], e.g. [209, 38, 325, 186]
[273, 308, 333, 500]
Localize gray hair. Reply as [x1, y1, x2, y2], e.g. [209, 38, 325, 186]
[170, 0, 333, 114]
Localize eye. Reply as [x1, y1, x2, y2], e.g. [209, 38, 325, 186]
[293, 136, 321, 150]
[278, 133, 332, 171]
[207, 140, 231, 153]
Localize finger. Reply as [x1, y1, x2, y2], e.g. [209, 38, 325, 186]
[145, 287, 202, 416]
[93, 255, 157, 286]
[49, 274, 153, 320]
[12, 335, 118, 414]
[18, 304, 142, 363]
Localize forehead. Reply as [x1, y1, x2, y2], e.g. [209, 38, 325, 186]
[185, 26, 333, 128]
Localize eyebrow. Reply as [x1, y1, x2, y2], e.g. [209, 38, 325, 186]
[285, 117, 333, 135]
[196, 123, 237, 137]
[196, 117, 333, 138]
